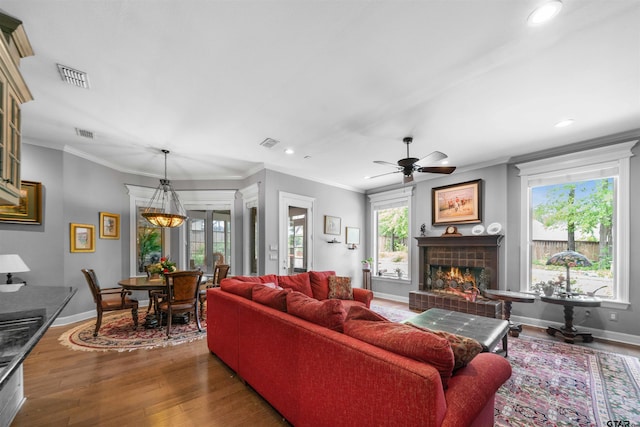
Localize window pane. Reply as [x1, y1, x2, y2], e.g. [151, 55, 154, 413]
[136, 207, 163, 274]
[375, 205, 409, 279]
[189, 217, 206, 270]
[530, 178, 614, 298]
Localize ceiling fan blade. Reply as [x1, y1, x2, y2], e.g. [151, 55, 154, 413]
[417, 151, 448, 165]
[373, 160, 400, 167]
[366, 170, 401, 180]
[417, 166, 457, 174]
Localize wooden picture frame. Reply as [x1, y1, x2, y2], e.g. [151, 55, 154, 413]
[432, 179, 482, 225]
[324, 215, 341, 235]
[70, 223, 95, 252]
[0, 181, 42, 224]
[346, 226, 360, 245]
[99, 212, 120, 239]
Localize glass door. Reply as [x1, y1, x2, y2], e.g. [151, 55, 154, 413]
[188, 209, 231, 274]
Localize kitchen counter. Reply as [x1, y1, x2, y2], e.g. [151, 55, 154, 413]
[0, 285, 75, 425]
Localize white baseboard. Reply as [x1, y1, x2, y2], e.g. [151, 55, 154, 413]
[511, 314, 640, 347]
[52, 299, 151, 327]
[372, 292, 409, 304]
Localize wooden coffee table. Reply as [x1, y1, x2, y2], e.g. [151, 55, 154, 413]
[482, 289, 535, 337]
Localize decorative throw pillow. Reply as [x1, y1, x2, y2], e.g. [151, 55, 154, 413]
[309, 270, 336, 300]
[278, 273, 313, 297]
[344, 320, 454, 388]
[328, 275, 354, 300]
[286, 291, 347, 332]
[408, 323, 483, 371]
[220, 278, 254, 299]
[252, 284, 289, 312]
[346, 305, 390, 322]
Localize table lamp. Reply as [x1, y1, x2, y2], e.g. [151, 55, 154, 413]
[0, 253, 30, 285]
[546, 249, 591, 296]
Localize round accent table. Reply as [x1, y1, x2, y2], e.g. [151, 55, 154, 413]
[540, 295, 601, 344]
[482, 289, 536, 337]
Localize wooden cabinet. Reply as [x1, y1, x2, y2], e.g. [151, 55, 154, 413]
[0, 12, 33, 205]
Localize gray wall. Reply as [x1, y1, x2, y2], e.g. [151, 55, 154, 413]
[366, 164, 508, 297]
[504, 136, 640, 341]
[2, 135, 639, 343]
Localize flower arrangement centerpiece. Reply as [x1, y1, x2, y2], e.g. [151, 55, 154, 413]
[147, 256, 177, 276]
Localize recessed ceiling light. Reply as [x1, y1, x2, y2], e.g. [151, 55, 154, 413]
[284, 148, 294, 155]
[527, 0, 563, 26]
[554, 119, 575, 128]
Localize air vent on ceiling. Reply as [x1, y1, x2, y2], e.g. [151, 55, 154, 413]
[75, 128, 95, 139]
[260, 137, 280, 148]
[57, 64, 90, 88]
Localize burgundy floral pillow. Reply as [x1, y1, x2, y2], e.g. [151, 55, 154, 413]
[328, 275, 353, 300]
[408, 323, 483, 370]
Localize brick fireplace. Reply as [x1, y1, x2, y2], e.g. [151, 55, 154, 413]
[409, 235, 504, 316]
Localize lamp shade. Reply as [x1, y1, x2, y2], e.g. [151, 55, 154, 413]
[0, 254, 30, 285]
[142, 150, 187, 228]
[546, 250, 592, 268]
[546, 249, 591, 295]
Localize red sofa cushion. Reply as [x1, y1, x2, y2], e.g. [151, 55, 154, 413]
[344, 319, 455, 388]
[346, 305, 390, 322]
[286, 291, 346, 332]
[233, 274, 279, 284]
[220, 278, 255, 299]
[309, 270, 335, 300]
[278, 273, 313, 297]
[408, 323, 483, 371]
[253, 284, 289, 312]
[328, 275, 354, 300]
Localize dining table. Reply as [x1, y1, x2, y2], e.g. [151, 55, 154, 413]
[118, 276, 170, 328]
[118, 275, 210, 328]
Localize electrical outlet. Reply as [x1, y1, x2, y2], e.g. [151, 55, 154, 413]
[610, 312, 618, 322]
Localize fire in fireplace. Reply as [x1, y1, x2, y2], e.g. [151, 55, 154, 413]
[427, 265, 489, 292]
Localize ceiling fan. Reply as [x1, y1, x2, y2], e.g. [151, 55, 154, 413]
[369, 137, 456, 183]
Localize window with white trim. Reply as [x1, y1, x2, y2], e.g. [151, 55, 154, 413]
[517, 141, 635, 306]
[368, 187, 413, 280]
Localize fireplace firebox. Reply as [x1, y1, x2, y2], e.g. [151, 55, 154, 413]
[409, 235, 504, 315]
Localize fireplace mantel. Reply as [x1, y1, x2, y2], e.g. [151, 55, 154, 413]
[415, 235, 503, 248]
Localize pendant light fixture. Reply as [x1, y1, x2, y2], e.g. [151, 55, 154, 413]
[141, 149, 187, 228]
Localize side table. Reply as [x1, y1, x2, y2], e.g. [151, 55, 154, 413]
[540, 295, 601, 343]
[482, 289, 535, 337]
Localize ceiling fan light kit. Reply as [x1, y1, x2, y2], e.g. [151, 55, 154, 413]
[370, 136, 457, 183]
[142, 149, 187, 228]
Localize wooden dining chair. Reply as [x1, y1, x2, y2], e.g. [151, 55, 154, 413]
[81, 268, 139, 337]
[155, 270, 203, 338]
[199, 264, 230, 319]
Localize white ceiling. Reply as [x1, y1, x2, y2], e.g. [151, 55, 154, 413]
[2, 0, 639, 191]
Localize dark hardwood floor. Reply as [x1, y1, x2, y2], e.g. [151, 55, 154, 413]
[11, 298, 640, 426]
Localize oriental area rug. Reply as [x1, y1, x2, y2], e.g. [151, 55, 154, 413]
[369, 304, 640, 426]
[59, 311, 206, 352]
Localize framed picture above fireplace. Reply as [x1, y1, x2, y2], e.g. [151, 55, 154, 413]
[432, 179, 482, 225]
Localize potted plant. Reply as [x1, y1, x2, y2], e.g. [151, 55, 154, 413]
[361, 257, 373, 270]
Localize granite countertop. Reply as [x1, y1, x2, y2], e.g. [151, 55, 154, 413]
[0, 285, 76, 388]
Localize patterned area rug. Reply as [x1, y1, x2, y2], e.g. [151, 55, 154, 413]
[369, 303, 417, 322]
[495, 335, 640, 426]
[368, 305, 640, 426]
[59, 311, 206, 352]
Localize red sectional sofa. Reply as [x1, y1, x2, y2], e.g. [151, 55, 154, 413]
[207, 271, 512, 427]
